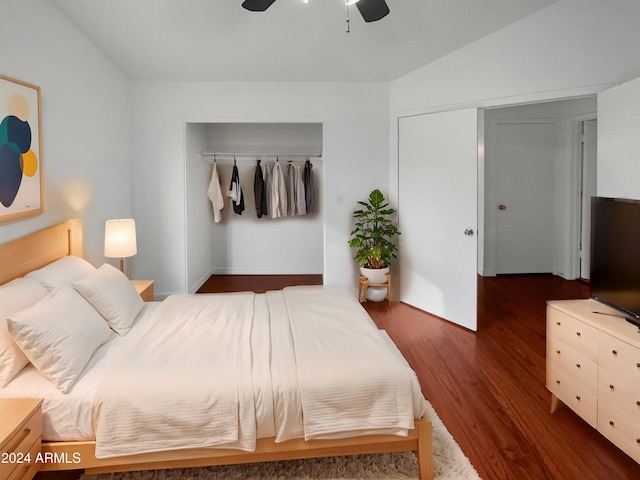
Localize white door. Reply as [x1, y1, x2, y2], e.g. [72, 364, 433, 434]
[398, 109, 478, 331]
[494, 121, 556, 274]
[580, 119, 597, 279]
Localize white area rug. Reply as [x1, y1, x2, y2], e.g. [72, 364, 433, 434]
[80, 401, 480, 480]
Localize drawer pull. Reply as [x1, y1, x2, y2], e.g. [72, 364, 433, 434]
[636, 400, 640, 406]
[609, 384, 615, 390]
[636, 362, 640, 368]
[576, 363, 581, 368]
[556, 380, 560, 384]
[637, 438, 640, 444]
[5, 427, 31, 453]
[612, 350, 618, 355]
[576, 331, 581, 336]
[576, 395, 581, 401]
[556, 321, 561, 326]
[609, 420, 615, 426]
[556, 350, 561, 354]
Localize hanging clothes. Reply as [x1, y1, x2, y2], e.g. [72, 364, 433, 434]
[262, 161, 272, 218]
[287, 162, 307, 216]
[295, 164, 306, 215]
[228, 160, 245, 215]
[270, 160, 288, 219]
[304, 159, 315, 214]
[207, 161, 224, 223]
[286, 162, 297, 216]
[254, 159, 267, 218]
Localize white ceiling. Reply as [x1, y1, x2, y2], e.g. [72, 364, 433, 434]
[51, 0, 561, 82]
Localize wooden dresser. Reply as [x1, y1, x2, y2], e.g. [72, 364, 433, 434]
[547, 299, 640, 463]
[0, 398, 42, 480]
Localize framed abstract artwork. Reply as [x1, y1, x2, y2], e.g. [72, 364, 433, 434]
[0, 74, 43, 222]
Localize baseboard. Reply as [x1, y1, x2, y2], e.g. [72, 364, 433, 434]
[189, 267, 216, 294]
[208, 267, 324, 275]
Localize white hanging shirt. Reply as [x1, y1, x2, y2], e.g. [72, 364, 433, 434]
[271, 160, 288, 219]
[207, 162, 224, 223]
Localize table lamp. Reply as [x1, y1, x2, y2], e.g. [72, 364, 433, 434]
[104, 219, 137, 273]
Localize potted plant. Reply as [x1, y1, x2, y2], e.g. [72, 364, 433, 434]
[348, 189, 400, 300]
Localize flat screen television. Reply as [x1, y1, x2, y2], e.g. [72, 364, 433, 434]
[590, 196, 640, 328]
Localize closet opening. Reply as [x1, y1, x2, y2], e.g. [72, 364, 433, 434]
[185, 122, 324, 293]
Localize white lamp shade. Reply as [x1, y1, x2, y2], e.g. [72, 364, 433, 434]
[104, 219, 137, 258]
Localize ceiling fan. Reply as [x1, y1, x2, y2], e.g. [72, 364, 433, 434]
[241, 0, 390, 23]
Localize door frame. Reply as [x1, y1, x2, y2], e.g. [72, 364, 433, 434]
[571, 115, 598, 280]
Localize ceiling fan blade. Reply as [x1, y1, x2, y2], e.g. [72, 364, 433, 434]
[355, 0, 390, 22]
[242, 0, 277, 12]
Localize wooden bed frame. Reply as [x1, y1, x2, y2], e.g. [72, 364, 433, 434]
[0, 219, 434, 479]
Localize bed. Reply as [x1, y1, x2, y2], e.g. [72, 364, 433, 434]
[0, 219, 433, 479]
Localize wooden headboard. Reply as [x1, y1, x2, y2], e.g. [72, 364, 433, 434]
[0, 218, 83, 286]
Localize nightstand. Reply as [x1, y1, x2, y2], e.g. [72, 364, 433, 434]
[0, 398, 42, 480]
[131, 280, 154, 301]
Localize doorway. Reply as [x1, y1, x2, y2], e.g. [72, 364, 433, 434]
[482, 97, 597, 280]
[184, 122, 324, 293]
[395, 97, 596, 331]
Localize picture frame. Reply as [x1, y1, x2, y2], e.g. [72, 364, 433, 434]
[0, 74, 43, 222]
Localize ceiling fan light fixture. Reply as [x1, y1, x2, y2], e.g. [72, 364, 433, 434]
[243, 0, 388, 23]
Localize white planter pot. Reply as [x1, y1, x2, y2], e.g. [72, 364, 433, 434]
[360, 266, 390, 302]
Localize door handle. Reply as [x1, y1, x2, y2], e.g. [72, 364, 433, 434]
[464, 228, 474, 236]
[498, 204, 506, 210]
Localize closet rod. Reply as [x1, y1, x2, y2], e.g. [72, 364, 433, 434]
[201, 152, 322, 158]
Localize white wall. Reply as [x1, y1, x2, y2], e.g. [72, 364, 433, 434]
[390, 0, 640, 213]
[185, 123, 214, 292]
[598, 76, 640, 199]
[130, 82, 389, 297]
[0, 0, 131, 267]
[390, 0, 640, 115]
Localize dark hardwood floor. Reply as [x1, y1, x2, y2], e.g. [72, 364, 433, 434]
[196, 274, 323, 293]
[36, 274, 640, 480]
[365, 275, 640, 480]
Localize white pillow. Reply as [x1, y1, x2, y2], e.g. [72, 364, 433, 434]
[73, 263, 144, 336]
[7, 286, 113, 393]
[0, 277, 49, 387]
[26, 255, 96, 291]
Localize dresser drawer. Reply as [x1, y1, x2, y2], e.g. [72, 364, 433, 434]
[598, 400, 640, 464]
[599, 331, 640, 384]
[6, 437, 40, 480]
[598, 365, 640, 424]
[547, 363, 597, 427]
[547, 337, 597, 391]
[547, 307, 598, 360]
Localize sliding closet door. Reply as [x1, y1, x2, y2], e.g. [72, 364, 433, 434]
[398, 109, 478, 331]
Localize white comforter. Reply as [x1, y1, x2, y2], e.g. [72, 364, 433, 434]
[93, 286, 426, 458]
